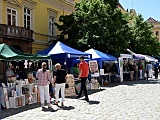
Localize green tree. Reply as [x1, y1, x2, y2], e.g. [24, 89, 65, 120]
[55, 0, 131, 54]
[129, 14, 160, 55]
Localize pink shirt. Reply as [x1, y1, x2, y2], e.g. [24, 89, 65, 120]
[36, 69, 52, 86]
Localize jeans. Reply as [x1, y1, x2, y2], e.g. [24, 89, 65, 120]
[38, 84, 50, 104]
[55, 83, 65, 103]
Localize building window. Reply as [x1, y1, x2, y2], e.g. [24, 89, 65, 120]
[24, 8, 31, 29]
[7, 8, 17, 26]
[49, 16, 55, 36]
[156, 31, 159, 36]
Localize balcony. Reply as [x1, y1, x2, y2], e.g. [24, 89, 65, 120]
[0, 24, 34, 41]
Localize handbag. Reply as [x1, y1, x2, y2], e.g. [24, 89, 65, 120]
[65, 83, 69, 88]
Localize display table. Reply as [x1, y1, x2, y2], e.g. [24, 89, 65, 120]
[101, 73, 111, 85]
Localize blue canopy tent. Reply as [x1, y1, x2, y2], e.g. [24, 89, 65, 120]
[48, 41, 91, 59]
[37, 41, 91, 69]
[37, 44, 55, 55]
[85, 48, 117, 68]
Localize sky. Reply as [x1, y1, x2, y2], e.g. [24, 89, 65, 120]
[119, 0, 160, 21]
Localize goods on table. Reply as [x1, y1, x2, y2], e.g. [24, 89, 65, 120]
[65, 74, 76, 96]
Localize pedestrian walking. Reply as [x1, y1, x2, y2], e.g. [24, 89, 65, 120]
[154, 62, 159, 79]
[36, 62, 52, 108]
[52, 63, 67, 106]
[77, 56, 89, 102]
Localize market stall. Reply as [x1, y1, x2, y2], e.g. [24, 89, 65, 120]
[118, 53, 157, 81]
[0, 43, 51, 111]
[37, 41, 92, 70]
[85, 48, 118, 85]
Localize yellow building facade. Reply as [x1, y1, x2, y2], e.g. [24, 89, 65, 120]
[147, 17, 160, 42]
[0, 0, 77, 54]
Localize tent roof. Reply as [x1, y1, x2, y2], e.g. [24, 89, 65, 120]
[0, 43, 50, 61]
[121, 53, 158, 62]
[136, 54, 158, 62]
[48, 41, 88, 55]
[85, 48, 117, 61]
[38, 41, 91, 59]
[37, 44, 55, 54]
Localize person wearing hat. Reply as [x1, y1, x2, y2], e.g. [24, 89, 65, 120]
[52, 63, 67, 106]
[36, 62, 52, 108]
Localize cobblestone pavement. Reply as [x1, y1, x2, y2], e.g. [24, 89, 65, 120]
[1, 79, 160, 120]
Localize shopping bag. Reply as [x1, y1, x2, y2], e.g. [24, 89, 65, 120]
[75, 83, 81, 94]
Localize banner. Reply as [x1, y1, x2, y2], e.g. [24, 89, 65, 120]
[89, 60, 99, 77]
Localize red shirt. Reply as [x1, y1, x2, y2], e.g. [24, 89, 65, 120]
[79, 61, 89, 77]
[139, 65, 143, 70]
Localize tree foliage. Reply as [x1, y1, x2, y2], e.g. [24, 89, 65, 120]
[55, 0, 160, 55]
[129, 14, 160, 55]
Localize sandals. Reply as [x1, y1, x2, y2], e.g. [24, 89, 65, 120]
[54, 102, 58, 105]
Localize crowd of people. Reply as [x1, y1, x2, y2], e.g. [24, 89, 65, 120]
[35, 56, 90, 109]
[128, 60, 159, 81]
[1, 55, 160, 111]
[0, 55, 90, 111]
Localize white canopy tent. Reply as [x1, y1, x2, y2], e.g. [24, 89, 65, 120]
[136, 54, 158, 62]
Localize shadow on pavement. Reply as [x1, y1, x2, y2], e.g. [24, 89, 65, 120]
[87, 89, 105, 95]
[42, 107, 58, 112]
[103, 79, 160, 88]
[0, 103, 40, 119]
[67, 88, 105, 99]
[88, 100, 100, 105]
[58, 106, 75, 110]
